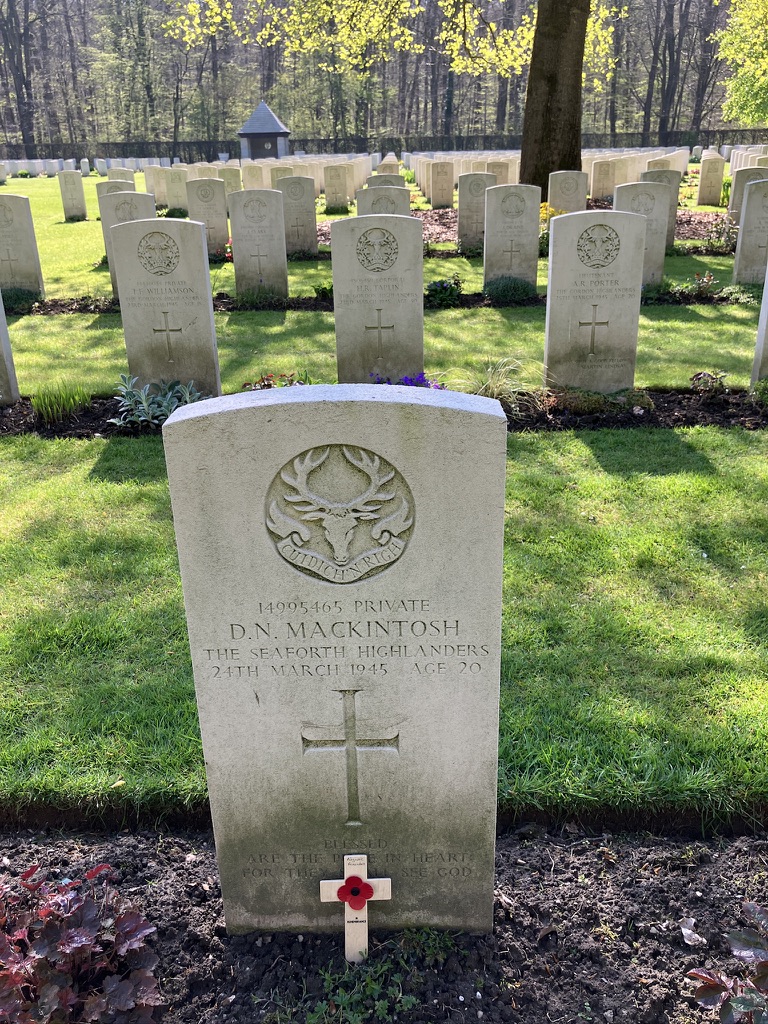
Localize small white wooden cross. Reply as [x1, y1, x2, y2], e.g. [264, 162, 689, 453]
[319, 853, 392, 963]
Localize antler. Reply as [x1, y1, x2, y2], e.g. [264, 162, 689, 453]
[342, 447, 396, 511]
[281, 448, 332, 512]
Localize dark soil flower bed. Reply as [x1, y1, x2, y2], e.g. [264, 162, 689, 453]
[3, 388, 767, 440]
[5, 825, 765, 1024]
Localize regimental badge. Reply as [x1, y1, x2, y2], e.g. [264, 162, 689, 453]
[576, 224, 621, 269]
[356, 228, 398, 272]
[136, 231, 180, 275]
[265, 446, 414, 584]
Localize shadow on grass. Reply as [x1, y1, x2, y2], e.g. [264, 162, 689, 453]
[89, 436, 168, 484]
[579, 428, 715, 477]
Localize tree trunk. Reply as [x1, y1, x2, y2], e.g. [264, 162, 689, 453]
[520, 0, 590, 199]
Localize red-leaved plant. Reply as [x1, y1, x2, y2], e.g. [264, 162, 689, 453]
[0, 863, 163, 1023]
[687, 903, 768, 1023]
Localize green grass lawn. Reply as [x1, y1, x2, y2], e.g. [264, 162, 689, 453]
[1, 429, 767, 826]
[7, 302, 761, 396]
[3, 173, 768, 831]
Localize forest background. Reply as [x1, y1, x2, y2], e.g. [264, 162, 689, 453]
[0, 0, 761, 160]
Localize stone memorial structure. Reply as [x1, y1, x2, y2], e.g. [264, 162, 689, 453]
[752, 260, 768, 385]
[325, 166, 350, 211]
[365, 174, 405, 189]
[355, 187, 410, 217]
[162, 382, 507, 934]
[108, 167, 135, 184]
[483, 184, 541, 288]
[728, 168, 768, 226]
[457, 172, 496, 251]
[640, 169, 682, 249]
[332, 215, 423, 383]
[614, 181, 671, 285]
[0, 194, 45, 297]
[544, 211, 645, 393]
[429, 162, 454, 209]
[0, 288, 20, 407]
[58, 170, 87, 221]
[590, 160, 615, 200]
[186, 177, 229, 254]
[96, 179, 136, 202]
[696, 153, 729, 207]
[733, 179, 768, 285]
[111, 218, 221, 395]
[276, 177, 318, 256]
[98, 191, 156, 298]
[166, 169, 189, 212]
[229, 189, 289, 298]
[242, 164, 266, 189]
[548, 171, 588, 214]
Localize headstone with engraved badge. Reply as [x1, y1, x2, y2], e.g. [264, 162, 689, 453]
[544, 211, 645, 393]
[111, 218, 221, 395]
[331, 215, 423, 383]
[162, 382, 507, 934]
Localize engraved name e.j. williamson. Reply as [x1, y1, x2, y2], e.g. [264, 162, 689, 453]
[266, 446, 414, 584]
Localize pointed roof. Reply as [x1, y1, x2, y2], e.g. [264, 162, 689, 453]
[238, 101, 290, 137]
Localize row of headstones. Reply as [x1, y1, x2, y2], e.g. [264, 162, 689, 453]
[23, 202, 762, 408]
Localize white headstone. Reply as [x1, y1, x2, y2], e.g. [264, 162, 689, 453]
[325, 165, 351, 211]
[457, 173, 496, 251]
[162, 383, 506, 934]
[590, 160, 615, 199]
[614, 182, 672, 285]
[548, 171, 588, 214]
[483, 184, 541, 288]
[355, 187, 410, 217]
[96, 178, 136, 210]
[230, 190, 289, 298]
[0, 287, 20, 406]
[98, 191, 156, 298]
[166, 168, 189, 212]
[697, 154, 726, 207]
[729, 168, 768, 226]
[0, 194, 45, 297]
[733, 179, 768, 285]
[58, 170, 88, 221]
[242, 164, 266, 190]
[365, 174, 405, 189]
[640, 170, 682, 249]
[752, 258, 768, 385]
[108, 167, 135, 184]
[276, 177, 318, 256]
[186, 177, 229, 254]
[429, 162, 454, 209]
[332, 215, 423, 383]
[111, 218, 221, 395]
[544, 211, 645, 393]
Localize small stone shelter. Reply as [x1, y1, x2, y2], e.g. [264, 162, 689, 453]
[237, 102, 291, 160]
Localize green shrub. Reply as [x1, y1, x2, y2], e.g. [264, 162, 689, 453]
[108, 374, 206, 429]
[159, 207, 189, 219]
[31, 381, 92, 425]
[1, 287, 41, 314]
[484, 275, 538, 306]
[752, 377, 768, 407]
[230, 288, 285, 310]
[313, 282, 334, 301]
[424, 273, 462, 308]
[721, 175, 732, 207]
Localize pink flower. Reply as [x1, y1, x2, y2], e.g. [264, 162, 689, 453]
[337, 876, 373, 911]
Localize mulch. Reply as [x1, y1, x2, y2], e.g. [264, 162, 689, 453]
[5, 824, 765, 1024]
[3, 388, 767, 440]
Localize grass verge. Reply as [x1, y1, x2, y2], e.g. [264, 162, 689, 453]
[1, 428, 767, 826]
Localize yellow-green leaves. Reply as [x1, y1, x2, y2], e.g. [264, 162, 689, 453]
[718, 0, 768, 125]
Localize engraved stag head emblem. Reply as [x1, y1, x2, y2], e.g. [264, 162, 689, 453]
[266, 446, 414, 583]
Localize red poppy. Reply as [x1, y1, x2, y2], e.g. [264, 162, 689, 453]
[336, 876, 374, 911]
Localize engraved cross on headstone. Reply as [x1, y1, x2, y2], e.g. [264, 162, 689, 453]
[249, 249, 269, 275]
[578, 304, 610, 355]
[503, 238, 521, 268]
[0, 248, 18, 281]
[301, 689, 399, 826]
[364, 308, 395, 364]
[290, 217, 304, 241]
[471, 213, 484, 236]
[152, 311, 183, 362]
[319, 854, 392, 963]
